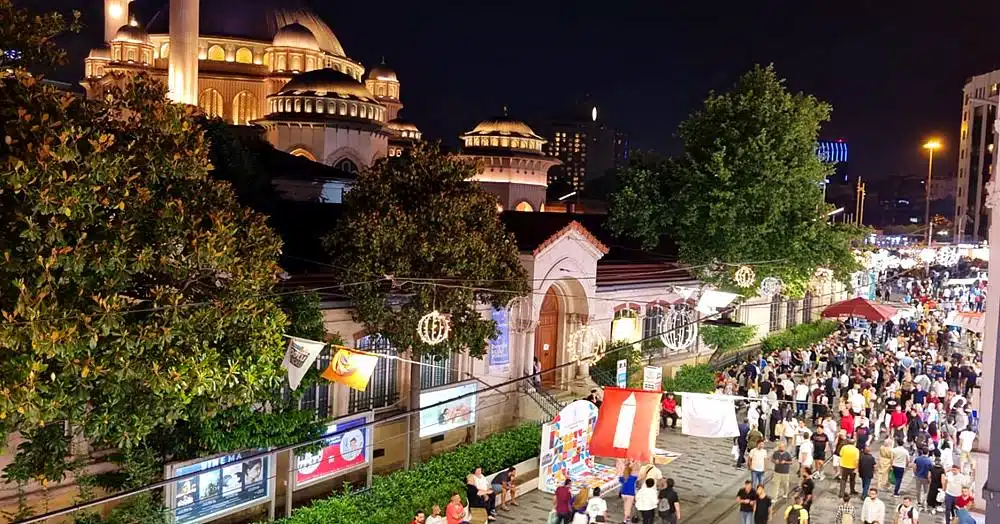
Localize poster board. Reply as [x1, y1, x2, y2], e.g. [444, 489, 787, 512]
[419, 380, 478, 438]
[487, 308, 511, 373]
[165, 449, 275, 524]
[292, 412, 373, 489]
[538, 400, 619, 494]
[642, 366, 662, 391]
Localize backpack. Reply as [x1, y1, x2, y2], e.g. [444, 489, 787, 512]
[657, 497, 670, 513]
[786, 505, 804, 524]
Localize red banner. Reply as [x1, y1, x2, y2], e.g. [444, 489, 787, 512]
[294, 415, 370, 488]
[589, 387, 661, 463]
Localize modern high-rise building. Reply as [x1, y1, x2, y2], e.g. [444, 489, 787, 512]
[955, 69, 1000, 242]
[547, 102, 628, 194]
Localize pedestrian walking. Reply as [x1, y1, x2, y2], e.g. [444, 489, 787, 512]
[835, 494, 856, 524]
[771, 441, 793, 499]
[858, 446, 876, 500]
[838, 438, 860, 498]
[752, 484, 771, 524]
[748, 440, 767, 489]
[891, 440, 910, 496]
[735, 480, 756, 524]
[859, 488, 885, 524]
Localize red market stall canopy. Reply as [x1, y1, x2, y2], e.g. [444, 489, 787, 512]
[821, 297, 898, 322]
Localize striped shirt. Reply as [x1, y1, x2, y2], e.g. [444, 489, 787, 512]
[835, 502, 856, 523]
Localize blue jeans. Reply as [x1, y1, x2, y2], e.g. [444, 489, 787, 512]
[739, 511, 753, 524]
[751, 470, 764, 489]
[892, 466, 904, 495]
[945, 493, 956, 520]
[860, 476, 872, 498]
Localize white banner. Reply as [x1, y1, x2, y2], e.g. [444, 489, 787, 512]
[642, 366, 662, 391]
[695, 290, 740, 315]
[679, 393, 740, 438]
[281, 336, 327, 390]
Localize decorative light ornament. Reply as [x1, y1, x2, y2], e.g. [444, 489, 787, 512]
[417, 310, 450, 345]
[733, 265, 755, 288]
[936, 248, 960, 267]
[567, 324, 606, 364]
[660, 305, 697, 351]
[850, 271, 870, 291]
[506, 296, 534, 334]
[759, 277, 783, 298]
[918, 248, 936, 263]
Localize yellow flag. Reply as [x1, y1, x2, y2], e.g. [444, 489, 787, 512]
[321, 347, 379, 392]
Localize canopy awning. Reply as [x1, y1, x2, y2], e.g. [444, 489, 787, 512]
[821, 297, 898, 322]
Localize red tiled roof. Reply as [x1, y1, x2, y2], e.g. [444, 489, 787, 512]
[532, 220, 610, 256]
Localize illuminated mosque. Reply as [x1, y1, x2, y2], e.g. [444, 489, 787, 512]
[83, 0, 557, 210]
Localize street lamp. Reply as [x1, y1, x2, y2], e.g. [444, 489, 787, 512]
[922, 139, 942, 246]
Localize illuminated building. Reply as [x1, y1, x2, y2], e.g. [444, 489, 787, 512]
[547, 102, 628, 193]
[955, 69, 1000, 242]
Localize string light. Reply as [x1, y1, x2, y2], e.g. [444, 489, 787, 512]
[935, 248, 960, 267]
[417, 310, 450, 345]
[733, 265, 755, 288]
[567, 324, 606, 364]
[660, 305, 697, 350]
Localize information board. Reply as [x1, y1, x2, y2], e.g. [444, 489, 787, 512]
[419, 381, 477, 438]
[293, 412, 373, 489]
[166, 450, 274, 524]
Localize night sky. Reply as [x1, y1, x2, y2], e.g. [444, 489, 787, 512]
[36, 0, 999, 187]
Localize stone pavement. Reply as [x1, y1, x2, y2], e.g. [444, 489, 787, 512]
[496, 426, 748, 524]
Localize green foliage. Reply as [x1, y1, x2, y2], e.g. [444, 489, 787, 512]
[326, 143, 529, 358]
[280, 291, 327, 342]
[591, 346, 643, 388]
[760, 320, 838, 354]
[609, 65, 863, 295]
[661, 364, 715, 395]
[0, 0, 80, 70]
[277, 424, 541, 524]
[199, 117, 276, 212]
[699, 325, 757, 353]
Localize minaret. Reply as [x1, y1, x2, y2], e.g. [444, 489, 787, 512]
[167, 0, 199, 105]
[104, 0, 131, 43]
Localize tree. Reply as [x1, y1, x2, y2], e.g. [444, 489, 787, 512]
[609, 65, 863, 295]
[0, 0, 79, 71]
[326, 143, 528, 463]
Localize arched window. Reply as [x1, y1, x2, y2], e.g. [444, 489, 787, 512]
[290, 54, 302, 71]
[276, 54, 286, 71]
[377, 84, 386, 97]
[334, 158, 359, 174]
[514, 201, 534, 212]
[234, 47, 253, 64]
[611, 307, 641, 346]
[126, 48, 136, 62]
[289, 148, 316, 161]
[232, 91, 258, 125]
[207, 45, 225, 61]
[643, 304, 665, 341]
[262, 52, 270, 67]
[198, 88, 224, 119]
[159, 42, 169, 59]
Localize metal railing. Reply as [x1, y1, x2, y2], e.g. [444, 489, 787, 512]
[708, 343, 763, 371]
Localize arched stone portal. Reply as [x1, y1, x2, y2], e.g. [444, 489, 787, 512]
[531, 278, 590, 389]
[534, 287, 560, 387]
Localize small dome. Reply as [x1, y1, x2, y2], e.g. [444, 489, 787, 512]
[114, 24, 149, 44]
[368, 64, 397, 82]
[277, 68, 377, 101]
[88, 46, 111, 59]
[272, 23, 319, 51]
[386, 118, 419, 133]
[466, 115, 543, 140]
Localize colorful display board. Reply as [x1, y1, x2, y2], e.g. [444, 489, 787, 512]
[293, 412, 373, 489]
[166, 450, 274, 524]
[419, 380, 477, 438]
[487, 307, 511, 373]
[539, 400, 619, 494]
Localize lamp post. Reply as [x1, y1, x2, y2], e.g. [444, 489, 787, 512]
[922, 139, 941, 246]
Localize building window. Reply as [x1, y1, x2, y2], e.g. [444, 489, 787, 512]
[769, 295, 781, 332]
[643, 304, 665, 341]
[802, 292, 813, 323]
[198, 88, 224, 119]
[262, 52, 270, 67]
[232, 91, 258, 125]
[611, 307, 641, 345]
[514, 201, 534, 212]
[348, 334, 398, 413]
[420, 352, 454, 389]
[785, 300, 798, 328]
[334, 158, 359, 174]
[207, 45, 225, 61]
[159, 42, 169, 59]
[235, 47, 253, 64]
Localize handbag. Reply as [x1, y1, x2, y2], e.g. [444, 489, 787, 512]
[936, 490, 945, 503]
[548, 510, 560, 524]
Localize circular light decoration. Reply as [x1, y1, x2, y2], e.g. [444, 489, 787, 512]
[506, 296, 534, 334]
[936, 248, 960, 267]
[851, 271, 870, 291]
[567, 324, 606, 364]
[918, 248, 936, 263]
[660, 305, 698, 351]
[417, 310, 450, 345]
[733, 265, 756, 288]
[759, 277, 783, 297]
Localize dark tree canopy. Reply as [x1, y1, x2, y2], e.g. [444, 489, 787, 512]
[610, 65, 862, 295]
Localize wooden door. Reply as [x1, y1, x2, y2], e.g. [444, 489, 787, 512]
[534, 288, 560, 387]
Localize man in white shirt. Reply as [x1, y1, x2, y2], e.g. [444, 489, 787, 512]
[944, 464, 969, 521]
[798, 433, 814, 471]
[934, 377, 949, 399]
[794, 380, 810, 417]
[849, 388, 865, 415]
[748, 440, 768, 489]
[860, 488, 885, 524]
[890, 443, 910, 496]
[782, 376, 796, 400]
[584, 487, 607, 522]
[895, 496, 919, 524]
[959, 428, 976, 468]
[634, 477, 659, 522]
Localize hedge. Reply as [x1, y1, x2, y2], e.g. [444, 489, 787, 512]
[661, 363, 715, 396]
[760, 319, 838, 354]
[277, 423, 541, 524]
[699, 325, 757, 354]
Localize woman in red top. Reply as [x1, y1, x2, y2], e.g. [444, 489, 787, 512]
[840, 411, 855, 438]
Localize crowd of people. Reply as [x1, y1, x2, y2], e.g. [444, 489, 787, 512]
[720, 292, 983, 523]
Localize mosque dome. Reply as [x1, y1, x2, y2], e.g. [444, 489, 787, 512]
[277, 68, 376, 101]
[114, 23, 150, 44]
[466, 115, 544, 140]
[461, 113, 546, 153]
[144, 0, 347, 57]
[272, 23, 319, 51]
[367, 64, 398, 83]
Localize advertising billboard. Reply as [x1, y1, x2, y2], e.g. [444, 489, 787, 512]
[293, 412, 373, 489]
[166, 450, 274, 524]
[487, 308, 510, 373]
[418, 380, 477, 438]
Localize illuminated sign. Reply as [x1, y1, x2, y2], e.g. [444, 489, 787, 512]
[419, 381, 477, 438]
[166, 450, 274, 524]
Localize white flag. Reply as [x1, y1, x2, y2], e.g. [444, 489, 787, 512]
[679, 393, 740, 438]
[281, 336, 326, 390]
